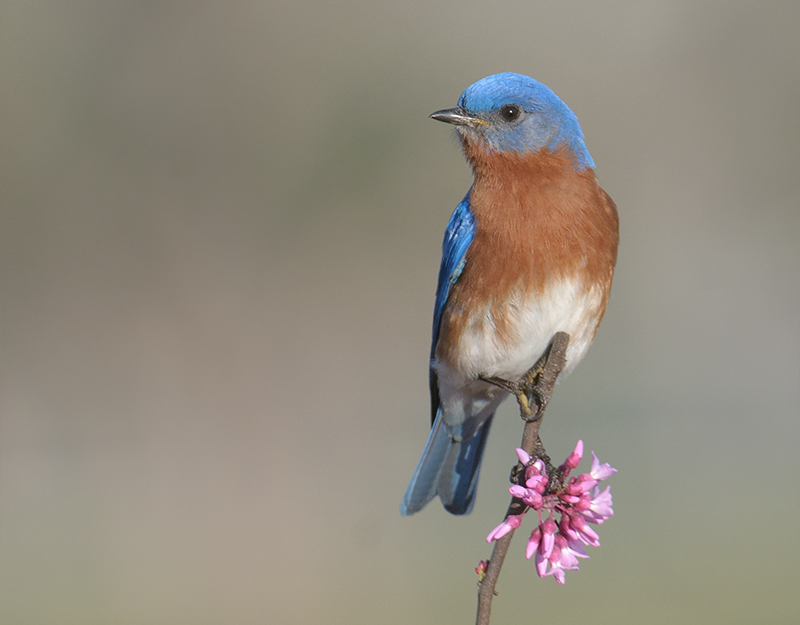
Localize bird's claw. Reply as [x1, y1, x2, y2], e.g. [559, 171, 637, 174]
[479, 352, 549, 421]
[523, 387, 548, 422]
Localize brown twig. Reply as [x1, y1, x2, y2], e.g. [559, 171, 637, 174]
[475, 332, 570, 625]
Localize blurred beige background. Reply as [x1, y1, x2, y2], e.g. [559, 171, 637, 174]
[2, 1, 798, 624]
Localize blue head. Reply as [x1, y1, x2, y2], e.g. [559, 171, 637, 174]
[430, 72, 594, 170]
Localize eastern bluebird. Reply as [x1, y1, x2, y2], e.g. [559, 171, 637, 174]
[401, 72, 619, 516]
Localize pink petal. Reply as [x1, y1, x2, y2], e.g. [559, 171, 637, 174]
[565, 474, 597, 496]
[590, 451, 617, 481]
[534, 551, 548, 578]
[564, 440, 584, 470]
[558, 546, 580, 569]
[486, 513, 523, 543]
[565, 537, 590, 559]
[527, 459, 546, 476]
[539, 515, 557, 558]
[570, 514, 600, 547]
[580, 486, 614, 524]
[525, 528, 541, 560]
[523, 491, 543, 509]
[509, 485, 527, 499]
[525, 474, 548, 493]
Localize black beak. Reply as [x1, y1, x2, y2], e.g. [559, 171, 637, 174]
[429, 108, 484, 127]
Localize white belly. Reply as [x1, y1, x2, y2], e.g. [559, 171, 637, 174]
[434, 277, 604, 399]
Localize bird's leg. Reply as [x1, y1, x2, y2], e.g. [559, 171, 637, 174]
[479, 333, 569, 422]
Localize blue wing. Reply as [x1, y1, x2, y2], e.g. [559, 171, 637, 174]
[401, 192, 487, 515]
[428, 193, 476, 422]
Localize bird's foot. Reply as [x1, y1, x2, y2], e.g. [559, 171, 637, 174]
[479, 352, 549, 422]
[479, 333, 571, 423]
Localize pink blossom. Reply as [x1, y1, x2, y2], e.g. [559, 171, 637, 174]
[539, 514, 557, 559]
[534, 539, 580, 585]
[486, 442, 616, 584]
[581, 485, 614, 524]
[565, 473, 597, 496]
[525, 527, 542, 560]
[475, 560, 488, 582]
[509, 484, 543, 509]
[524, 459, 547, 481]
[568, 513, 600, 547]
[525, 472, 548, 494]
[550, 565, 567, 585]
[534, 549, 550, 578]
[515, 448, 532, 465]
[486, 513, 524, 542]
[558, 533, 589, 563]
[563, 439, 584, 471]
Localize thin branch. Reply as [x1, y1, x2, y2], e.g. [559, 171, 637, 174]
[475, 332, 570, 625]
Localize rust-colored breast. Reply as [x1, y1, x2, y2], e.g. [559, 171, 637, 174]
[436, 141, 619, 367]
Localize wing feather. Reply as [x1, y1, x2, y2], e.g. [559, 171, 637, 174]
[428, 193, 475, 423]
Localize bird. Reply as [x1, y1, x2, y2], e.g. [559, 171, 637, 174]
[401, 72, 619, 516]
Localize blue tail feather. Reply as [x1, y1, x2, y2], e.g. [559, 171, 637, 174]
[401, 412, 494, 516]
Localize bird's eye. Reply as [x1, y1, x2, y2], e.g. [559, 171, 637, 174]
[499, 105, 521, 122]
